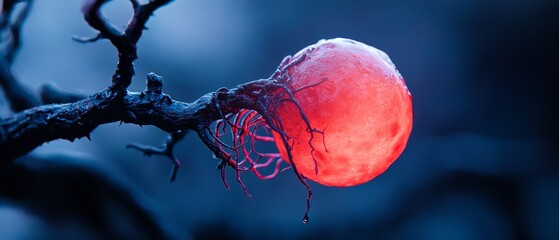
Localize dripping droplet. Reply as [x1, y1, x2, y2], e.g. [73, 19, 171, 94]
[303, 214, 309, 224]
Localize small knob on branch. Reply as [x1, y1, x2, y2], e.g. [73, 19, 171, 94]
[146, 72, 163, 94]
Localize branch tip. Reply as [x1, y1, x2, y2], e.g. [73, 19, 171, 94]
[126, 130, 186, 181]
[72, 34, 103, 43]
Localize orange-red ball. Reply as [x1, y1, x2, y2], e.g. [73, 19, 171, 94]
[273, 38, 413, 187]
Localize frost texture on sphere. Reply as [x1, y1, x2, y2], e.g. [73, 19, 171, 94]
[273, 38, 413, 187]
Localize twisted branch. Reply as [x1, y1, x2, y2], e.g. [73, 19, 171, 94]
[0, 74, 281, 160]
[0, 0, 323, 223]
[81, 0, 172, 93]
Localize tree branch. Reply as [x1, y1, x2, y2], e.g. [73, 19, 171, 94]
[82, 0, 123, 45]
[81, 0, 172, 93]
[0, 0, 318, 222]
[126, 130, 186, 182]
[0, 73, 282, 161]
[125, 0, 172, 44]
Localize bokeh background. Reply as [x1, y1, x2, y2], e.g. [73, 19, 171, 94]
[1, 0, 557, 239]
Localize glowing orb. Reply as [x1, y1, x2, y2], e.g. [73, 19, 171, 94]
[273, 38, 413, 187]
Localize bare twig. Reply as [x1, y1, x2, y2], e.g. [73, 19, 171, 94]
[82, 0, 123, 45]
[127, 130, 187, 182]
[125, 0, 172, 44]
[123, 72, 187, 179]
[72, 33, 103, 43]
[81, 0, 172, 93]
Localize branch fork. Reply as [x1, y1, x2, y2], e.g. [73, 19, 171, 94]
[0, 0, 326, 223]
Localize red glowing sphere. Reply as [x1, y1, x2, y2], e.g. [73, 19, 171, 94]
[272, 38, 413, 187]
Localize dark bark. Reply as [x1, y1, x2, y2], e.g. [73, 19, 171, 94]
[0, 0, 317, 222]
[127, 130, 187, 182]
[0, 74, 281, 161]
[81, 0, 172, 93]
[0, 0, 181, 160]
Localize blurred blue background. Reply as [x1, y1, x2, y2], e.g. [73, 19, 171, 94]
[1, 0, 557, 239]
